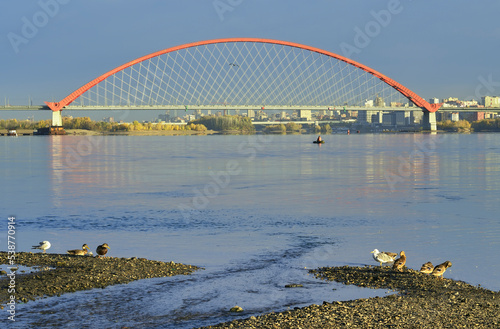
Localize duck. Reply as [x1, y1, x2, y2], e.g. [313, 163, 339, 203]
[432, 261, 452, 278]
[67, 244, 90, 256]
[392, 251, 406, 271]
[419, 261, 434, 274]
[32, 241, 51, 253]
[96, 243, 110, 257]
[371, 249, 395, 266]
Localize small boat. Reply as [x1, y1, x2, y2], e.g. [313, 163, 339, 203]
[7, 130, 18, 137]
[313, 140, 325, 144]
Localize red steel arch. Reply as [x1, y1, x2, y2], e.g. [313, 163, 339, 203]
[45, 38, 442, 113]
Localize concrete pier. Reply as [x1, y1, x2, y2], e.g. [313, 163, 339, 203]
[422, 110, 437, 131]
[52, 110, 63, 127]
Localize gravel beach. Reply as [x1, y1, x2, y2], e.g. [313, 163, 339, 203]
[2, 253, 499, 328]
[0, 252, 200, 305]
[201, 265, 500, 328]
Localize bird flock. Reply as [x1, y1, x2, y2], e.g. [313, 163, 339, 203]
[371, 249, 452, 279]
[31, 241, 110, 258]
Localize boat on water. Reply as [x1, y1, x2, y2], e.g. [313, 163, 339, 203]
[7, 129, 18, 137]
[313, 140, 325, 144]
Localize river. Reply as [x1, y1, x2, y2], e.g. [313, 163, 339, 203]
[1, 133, 499, 328]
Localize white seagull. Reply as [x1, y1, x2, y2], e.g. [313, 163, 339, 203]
[370, 249, 394, 266]
[32, 241, 51, 253]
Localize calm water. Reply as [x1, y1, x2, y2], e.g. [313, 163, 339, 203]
[1, 133, 499, 328]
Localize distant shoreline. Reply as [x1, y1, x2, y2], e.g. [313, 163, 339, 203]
[0, 128, 218, 136]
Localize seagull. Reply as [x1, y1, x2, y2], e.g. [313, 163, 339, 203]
[419, 262, 434, 274]
[67, 244, 90, 256]
[392, 251, 406, 272]
[371, 249, 395, 266]
[32, 241, 51, 253]
[432, 261, 452, 279]
[96, 243, 110, 257]
[382, 251, 398, 260]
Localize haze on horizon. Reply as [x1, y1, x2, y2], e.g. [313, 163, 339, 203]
[1, 0, 500, 111]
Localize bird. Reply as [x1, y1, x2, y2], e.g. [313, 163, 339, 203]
[382, 251, 398, 260]
[32, 241, 51, 253]
[419, 262, 434, 274]
[67, 244, 90, 256]
[432, 261, 452, 279]
[371, 249, 395, 266]
[96, 243, 110, 257]
[392, 251, 406, 271]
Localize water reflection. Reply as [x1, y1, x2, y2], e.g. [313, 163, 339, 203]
[48, 136, 140, 208]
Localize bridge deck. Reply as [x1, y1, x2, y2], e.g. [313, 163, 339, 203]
[1, 105, 499, 112]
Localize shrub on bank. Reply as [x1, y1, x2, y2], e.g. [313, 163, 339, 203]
[263, 124, 287, 134]
[437, 120, 471, 132]
[191, 115, 254, 132]
[471, 118, 500, 131]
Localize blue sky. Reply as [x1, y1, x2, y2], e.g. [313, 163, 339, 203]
[2, 0, 500, 107]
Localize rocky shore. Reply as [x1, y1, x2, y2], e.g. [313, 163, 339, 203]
[0, 252, 200, 305]
[201, 265, 499, 328]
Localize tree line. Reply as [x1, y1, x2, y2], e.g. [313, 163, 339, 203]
[0, 117, 207, 132]
[191, 115, 255, 132]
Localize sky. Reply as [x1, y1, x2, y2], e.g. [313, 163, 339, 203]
[1, 0, 500, 113]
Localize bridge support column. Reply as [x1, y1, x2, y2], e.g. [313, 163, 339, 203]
[52, 110, 63, 127]
[422, 110, 437, 131]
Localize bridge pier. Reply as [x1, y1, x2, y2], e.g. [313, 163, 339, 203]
[422, 110, 437, 131]
[52, 110, 63, 127]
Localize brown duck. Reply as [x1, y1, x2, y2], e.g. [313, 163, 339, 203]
[432, 261, 452, 278]
[419, 261, 434, 274]
[392, 251, 406, 271]
[96, 243, 110, 257]
[67, 244, 90, 256]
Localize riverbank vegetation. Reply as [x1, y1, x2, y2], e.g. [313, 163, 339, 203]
[191, 115, 255, 133]
[62, 117, 207, 133]
[0, 117, 208, 133]
[437, 120, 471, 132]
[471, 118, 500, 131]
[315, 123, 332, 133]
[262, 122, 303, 134]
[0, 118, 51, 130]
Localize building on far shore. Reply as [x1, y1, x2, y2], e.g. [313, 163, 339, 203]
[482, 96, 500, 107]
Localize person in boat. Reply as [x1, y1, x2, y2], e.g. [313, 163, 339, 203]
[316, 136, 322, 143]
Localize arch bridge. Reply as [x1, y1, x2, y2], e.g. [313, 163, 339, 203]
[46, 38, 441, 130]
